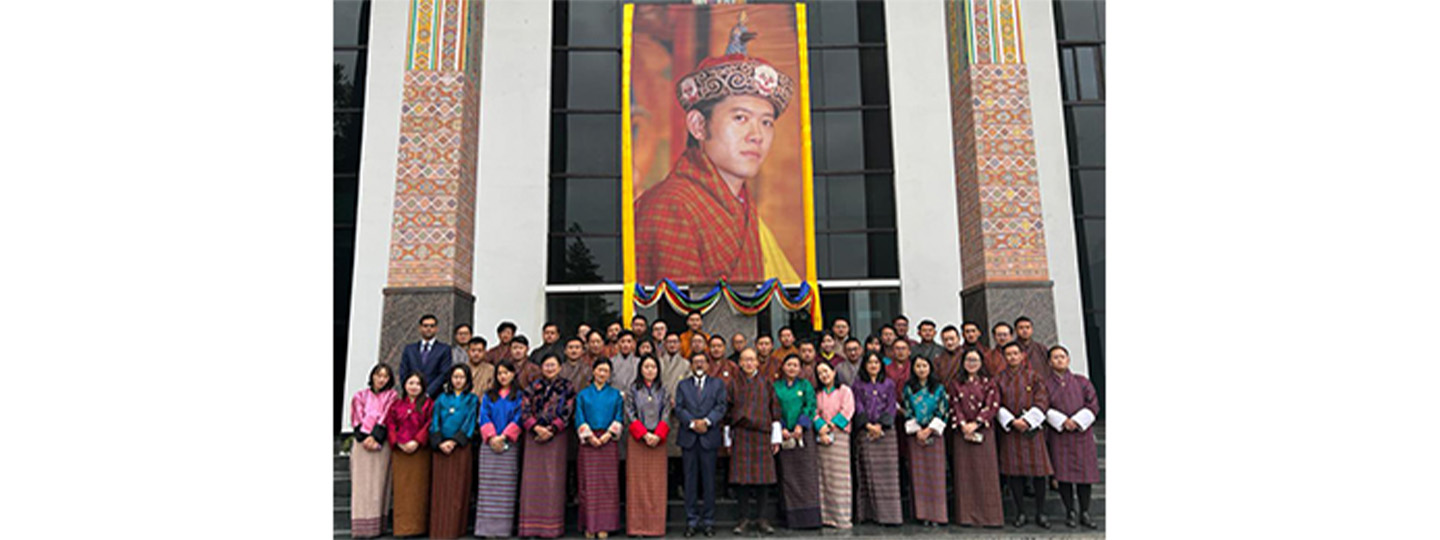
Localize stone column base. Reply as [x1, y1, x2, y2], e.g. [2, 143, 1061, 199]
[376, 286, 476, 376]
[961, 281, 1057, 347]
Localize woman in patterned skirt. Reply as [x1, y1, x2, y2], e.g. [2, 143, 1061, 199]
[385, 373, 433, 536]
[624, 356, 671, 536]
[429, 364, 478, 539]
[947, 349, 1004, 527]
[349, 364, 396, 538]
[1043, 346, 1100, 529]
[902, 355, 950, 526]
[773, 354, 822, 529]
[474, 360, 524, 537]
[575, 359, 625, 539]
[852, 353, 903, 526]
[517, 354, 576, 538]
[812, 361, 854, 529]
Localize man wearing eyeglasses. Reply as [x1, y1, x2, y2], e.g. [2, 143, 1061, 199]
[399, 313, 453, 398]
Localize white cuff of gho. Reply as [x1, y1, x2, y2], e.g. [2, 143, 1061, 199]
[1046, 409, 1068, 431]
[997, 407, 1015, 432]
[1073, 409, 1096, 430]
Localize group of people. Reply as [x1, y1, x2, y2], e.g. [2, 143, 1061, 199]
[347, 311, 1101, 539]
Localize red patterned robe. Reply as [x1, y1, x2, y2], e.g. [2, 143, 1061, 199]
[995, 365, 1054, 477]
[635, 146, 765, 283]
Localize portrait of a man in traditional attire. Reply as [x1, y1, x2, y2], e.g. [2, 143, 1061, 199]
[632, 8, 807, 285]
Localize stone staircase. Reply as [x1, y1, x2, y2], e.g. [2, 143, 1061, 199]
[334, 422, 1104, 537]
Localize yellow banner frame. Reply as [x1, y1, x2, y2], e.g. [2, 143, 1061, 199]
[621, 3, 822, 331]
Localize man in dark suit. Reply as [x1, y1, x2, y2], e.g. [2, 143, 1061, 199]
[398, 314, 452, 398]
[674, 352, 728, 537]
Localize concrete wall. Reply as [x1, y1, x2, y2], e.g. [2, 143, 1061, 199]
[471, 0, 554, 342]
[884, 0, 965, 331]
[1022, 0, 1091, 373]
[342, 0, 410, 429]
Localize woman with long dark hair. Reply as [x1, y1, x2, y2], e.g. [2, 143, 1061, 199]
[813, 361, 855, 529]
[624, 355, 671, 536]
[901, 355, 950, 526]
[429, 364, 478, 539]
[385, 372, 433, 536]
[474, 360, 524, 537]
[517, 354, 576, 538]
[851, 353, 902, 526]
[349, 364, 396, 538]
[947, 349, 1004, 527]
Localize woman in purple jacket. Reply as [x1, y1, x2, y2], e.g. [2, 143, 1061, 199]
[851, 353, 903, 526]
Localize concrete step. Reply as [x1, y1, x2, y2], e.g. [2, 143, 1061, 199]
[336, 492, 1105, 532]
[335, 422, 1108, 535]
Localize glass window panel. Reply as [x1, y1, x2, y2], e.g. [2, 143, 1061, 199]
[549, 177, 620, 234]
[819, 290, 850, 327]
[334, 51, 366, 109]
[858, 48, 890, 105]
[815, 0, 858, 45]
[1073, 169, 1104, 216]
[814, 111, 863, 172]
[1085, 309, 1104, 379]
[857, 0, 886, 44]
[546, 293, 623, 336]
[813, 173, 829, 229]
[1076, 46, 1102, 101]
[1068, 105, 1105, 167]
[866, 231, 898, 278]
[334, 0, 368, 46]
[1078, 219, 1105, 311]
[564, 114, 620, 174]
[334, 112, 364, 173]
[816, 233, 832, 278]
[550, 50, 568, 108]
[566, 51, 619, 109]
[335, 176, 359, 225]
[825, 232, 868, 279]
[548, 235, 621, 284]
[822, 175, 866, 230]
[864, 174, 896, 229]
[819, 49, 861, 107]
[819, 287, 902, 338]
[1059, 0, 1100, 41]
[1097, 1, 1106, 39]
[862, 109, 893, 170]
[1060, 48, 1077, 101]
[550, 113, 566, 173]
[568, 0, 619, 47]
[335, 225, 357, 319]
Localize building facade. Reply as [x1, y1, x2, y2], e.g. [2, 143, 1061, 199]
[335, 0, 1105, 430]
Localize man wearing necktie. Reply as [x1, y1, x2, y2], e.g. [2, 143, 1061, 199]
[675, 353, 728, 537]
[399, 314, 452, 398]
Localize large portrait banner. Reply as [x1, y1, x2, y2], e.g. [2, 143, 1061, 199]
[621, 2, 821, 327]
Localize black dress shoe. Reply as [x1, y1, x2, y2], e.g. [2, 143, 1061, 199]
[732, 519, 750, 535]
[703, 525, 715, 537]
[1035, 513, 1051, 529]
[684, 526, 696, 537]
[1080, 512, 1098, 529]
[1011, 513, 1028, 528]
[1065, 510, 1078, 528]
